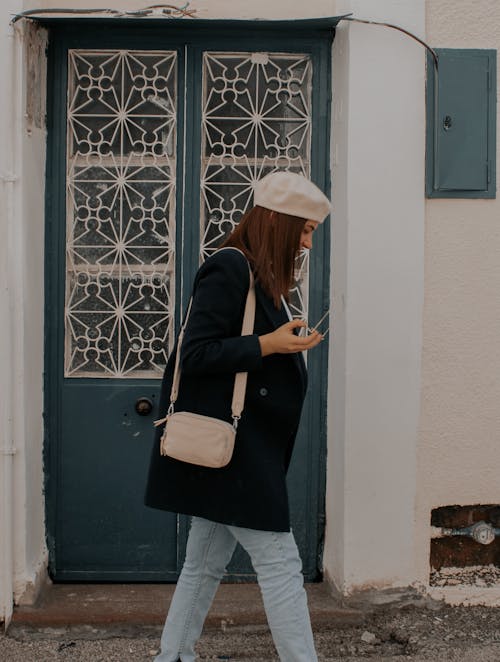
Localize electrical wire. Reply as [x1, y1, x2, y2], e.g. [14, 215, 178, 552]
[11, 4, 196, 24]
[10, 6, 440, 71]
[341, 16, 438, 69]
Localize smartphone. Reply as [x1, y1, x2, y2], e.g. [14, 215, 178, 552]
[304, 309, 330, 336]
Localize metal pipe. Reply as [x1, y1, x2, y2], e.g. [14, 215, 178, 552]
[0, 17, 21, 631]
[431, 521, 500, 545]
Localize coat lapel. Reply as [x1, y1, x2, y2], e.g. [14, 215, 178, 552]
[256, 283, 288, 329]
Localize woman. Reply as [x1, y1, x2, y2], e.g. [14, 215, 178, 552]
[145, 170, 331, 662]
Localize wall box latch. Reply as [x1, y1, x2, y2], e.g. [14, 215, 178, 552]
[426, 48, 496, 198]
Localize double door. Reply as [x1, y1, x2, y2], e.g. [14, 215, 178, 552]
[45, 23, 331, 581]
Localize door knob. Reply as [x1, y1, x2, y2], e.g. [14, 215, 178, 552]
[135, 397, 153, 416]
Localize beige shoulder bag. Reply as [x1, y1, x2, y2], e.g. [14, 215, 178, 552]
[153, 251, 256, 468]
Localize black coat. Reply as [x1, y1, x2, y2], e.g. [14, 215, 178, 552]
[144, 248, 308, 531]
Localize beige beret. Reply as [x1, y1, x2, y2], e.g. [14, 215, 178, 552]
[254, 171, 331, 223]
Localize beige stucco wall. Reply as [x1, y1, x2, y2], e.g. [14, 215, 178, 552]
[417, 0, 500, 603]
[325, 0, 425, 595]
[19, 21, 48, 599]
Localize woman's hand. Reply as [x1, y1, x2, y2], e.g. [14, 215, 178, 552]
[259, 320, 323, 357]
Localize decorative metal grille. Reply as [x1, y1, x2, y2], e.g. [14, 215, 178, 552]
[200, 51, 313, 320]
[65, 50, 177, 378]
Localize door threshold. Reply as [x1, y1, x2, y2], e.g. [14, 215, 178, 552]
[9, 582, 363, 636]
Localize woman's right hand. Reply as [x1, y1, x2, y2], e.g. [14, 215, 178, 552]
[259, 320, 323, 356]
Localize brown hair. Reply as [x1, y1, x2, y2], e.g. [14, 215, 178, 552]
[220, 205, 306, 308]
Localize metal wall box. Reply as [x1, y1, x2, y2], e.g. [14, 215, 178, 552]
[426, 48, 496, 198]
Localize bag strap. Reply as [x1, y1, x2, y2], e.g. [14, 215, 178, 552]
[231, 264, 256, 424]
[168, 296, 193, 407]
[155, 249, 256, 430]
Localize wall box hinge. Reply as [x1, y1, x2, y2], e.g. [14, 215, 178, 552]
[426, 48, 497, 199]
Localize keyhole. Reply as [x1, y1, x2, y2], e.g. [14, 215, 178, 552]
[443, 115, 453, 131]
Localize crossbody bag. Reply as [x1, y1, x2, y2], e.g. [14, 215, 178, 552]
[153, 250, 256, 468]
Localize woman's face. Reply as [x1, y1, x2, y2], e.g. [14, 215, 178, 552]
[299, 220, 320, 252]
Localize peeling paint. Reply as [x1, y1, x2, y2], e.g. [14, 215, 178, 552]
[24, 21, 48, 131]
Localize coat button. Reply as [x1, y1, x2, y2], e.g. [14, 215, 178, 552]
[259, 387, 268, 397]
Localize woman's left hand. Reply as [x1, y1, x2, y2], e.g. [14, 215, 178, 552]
[258, 320, 323, 356]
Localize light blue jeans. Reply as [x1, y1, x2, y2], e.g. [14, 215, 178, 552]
[155, 516, 317, 662]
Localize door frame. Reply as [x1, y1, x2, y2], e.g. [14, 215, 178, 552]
[44, 19, 333, 581]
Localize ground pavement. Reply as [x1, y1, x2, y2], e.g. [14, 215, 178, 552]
[1, 583, 500, 661]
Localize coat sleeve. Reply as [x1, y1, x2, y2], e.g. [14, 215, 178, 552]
[180, 250, 263, 376]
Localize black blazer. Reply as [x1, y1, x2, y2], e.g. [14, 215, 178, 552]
[144, 248, 307, 531]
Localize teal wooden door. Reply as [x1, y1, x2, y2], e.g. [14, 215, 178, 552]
[45, 23, 331, 581]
